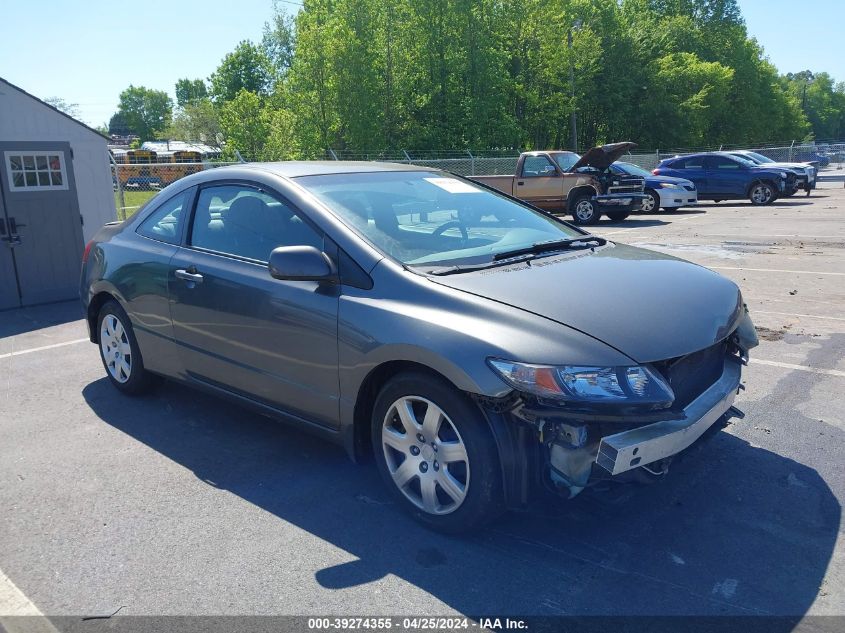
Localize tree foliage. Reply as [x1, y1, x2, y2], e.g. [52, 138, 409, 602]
[175, 78, 209, 107]
[112, 0, 845, 158]
[116, 86, 172, 141]
[208, 40, 275, 103]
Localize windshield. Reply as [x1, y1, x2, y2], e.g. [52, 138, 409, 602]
[551, 152, 580, 171]
[614, 162, 652, 178]
[743, 151, 773, 164]
[295, 170, 584, 269]
[729, 154, 759, 168]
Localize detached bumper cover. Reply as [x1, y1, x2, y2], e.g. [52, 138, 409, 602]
[596, 358, 741, 475]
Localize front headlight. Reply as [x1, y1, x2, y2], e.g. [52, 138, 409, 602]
[659, 182, 683, 190]
[488, 359, 675, 408]
[778, 171, 788, 179]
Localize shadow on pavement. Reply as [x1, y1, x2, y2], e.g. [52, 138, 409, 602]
[82, 374, 839, 619]
[0, 300, 82, 339]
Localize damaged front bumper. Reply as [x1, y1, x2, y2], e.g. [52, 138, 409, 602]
[596, 358, 740, 475]
[508, 354, 747, 499]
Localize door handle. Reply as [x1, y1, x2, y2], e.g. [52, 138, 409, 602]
[517, 181, 525, 186]
[175, 269, 204, 284]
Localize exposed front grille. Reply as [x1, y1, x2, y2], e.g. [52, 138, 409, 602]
[656, 342, 727, 409]
[608, 175, 644, 195]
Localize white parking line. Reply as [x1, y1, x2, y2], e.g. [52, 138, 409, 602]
[750, 358, 845, 378]
[753, 310, 845, 322]
[0, 569, 46, 619]
[708, 266, 845, 276]
[0, 338, 88, 360]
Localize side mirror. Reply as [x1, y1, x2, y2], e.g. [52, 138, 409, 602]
[268, 245, 337, 282]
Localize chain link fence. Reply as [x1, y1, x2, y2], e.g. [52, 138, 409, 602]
[110, 140, 845, 218]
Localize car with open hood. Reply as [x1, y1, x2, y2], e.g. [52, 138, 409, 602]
[80, 161, 758, 533]
[470, 142, 647, 225]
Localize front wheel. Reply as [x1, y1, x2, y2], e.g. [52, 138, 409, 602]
[641, 188, 660, 213]
[97, 300, 157, 395]
[371, 372, 503, 533]
[749, 181, 776, 205]
[571, 195, 601, 225]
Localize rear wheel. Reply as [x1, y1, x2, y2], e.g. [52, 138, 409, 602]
[97, 300, 157, 395]
[641, 188, 660, 213]
[749, 181, 776, 205]
[571, 195, 601, 225]
[606, 211, 630, 222]
[371, 372, 502, 533]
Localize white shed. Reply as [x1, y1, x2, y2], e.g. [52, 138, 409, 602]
[0, 77, 116, 310]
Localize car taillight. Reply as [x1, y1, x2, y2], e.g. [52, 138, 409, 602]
[652, 169, 660, 175]
[82, 240, 94, 264]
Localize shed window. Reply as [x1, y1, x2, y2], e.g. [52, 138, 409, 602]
[5, 151, 69, 192]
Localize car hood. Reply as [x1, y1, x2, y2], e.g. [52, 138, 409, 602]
[766, 162, 810, 171]
[570, 142, 638, 172]
[429, 243, 743, 363]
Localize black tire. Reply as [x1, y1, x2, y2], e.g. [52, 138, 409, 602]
[371, 371, 503, 533]
[641, 188, 660, 213]
[570, 194, 601, 225]
[96, 300, 158, 396]
[712, 199, 722, 203]
[606, 211, 630, 222]
[749, 181, 777, 206]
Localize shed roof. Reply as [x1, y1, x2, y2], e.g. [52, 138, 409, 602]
[0, 77, 110, 141]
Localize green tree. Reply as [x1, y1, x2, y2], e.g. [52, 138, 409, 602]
[175, 78, 208, 107]
[166, 99, 222, 145]
[108, 112, 130, 136]
[219, 89, 268, 159]
[263, 1, 297, 74]
[209, 41, 275, 103]
[115, 85, 173, 141]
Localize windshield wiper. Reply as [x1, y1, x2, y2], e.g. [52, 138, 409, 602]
[491, 236, 606, 261]
[426, 235, 607, 276]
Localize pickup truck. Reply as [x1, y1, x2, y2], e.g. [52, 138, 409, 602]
[470, 142, 647, 225]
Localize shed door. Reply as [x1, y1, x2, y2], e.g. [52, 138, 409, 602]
[0, 142, 84, 308]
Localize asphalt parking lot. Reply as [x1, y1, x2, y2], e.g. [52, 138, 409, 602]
[1, 183, 843, 622]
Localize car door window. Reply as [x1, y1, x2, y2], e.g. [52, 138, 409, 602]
[676, 157, 705, 170]
[521, 156, 558, 178]
[709, 157, 742, 170]
[136, 190, 191, 244]
[189, 184, 323, 262]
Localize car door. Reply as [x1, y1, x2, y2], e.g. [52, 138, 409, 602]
[513, 155, 565, 212]
[169, 181, 340, 428]
[705, 155, 748, 196]
[673, 156, 707, 192]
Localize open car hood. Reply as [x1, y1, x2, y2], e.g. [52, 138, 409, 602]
[570, 142, 638, 172]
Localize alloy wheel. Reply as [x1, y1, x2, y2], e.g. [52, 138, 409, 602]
[751, 184, 773, 204]
[642, 191, 657, 213]
[100, 314, 132, 383]
[381, 396, 470, 515]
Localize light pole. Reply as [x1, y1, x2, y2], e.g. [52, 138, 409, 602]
[567, 19, 583, 153]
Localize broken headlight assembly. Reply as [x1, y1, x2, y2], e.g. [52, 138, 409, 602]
[487, 359, 675, 409]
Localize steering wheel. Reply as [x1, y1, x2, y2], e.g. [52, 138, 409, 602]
[432, 220, 469, 245]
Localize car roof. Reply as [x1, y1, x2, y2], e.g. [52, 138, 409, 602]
[224, 161, 437, 178]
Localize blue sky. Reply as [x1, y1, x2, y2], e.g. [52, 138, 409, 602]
[0, 0, 841, 128]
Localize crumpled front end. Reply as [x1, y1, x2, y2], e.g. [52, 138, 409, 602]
[505, 307, 759, 498]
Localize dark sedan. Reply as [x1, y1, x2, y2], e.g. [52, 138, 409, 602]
[80, 162, 758, 532]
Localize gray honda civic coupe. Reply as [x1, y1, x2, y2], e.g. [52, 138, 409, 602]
[80, 162, 758, 533]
